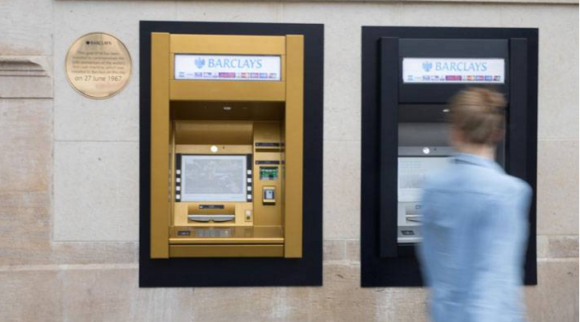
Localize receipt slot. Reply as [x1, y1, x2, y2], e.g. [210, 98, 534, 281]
[140, 22, 323, 287]
[361, 27, 538, 287]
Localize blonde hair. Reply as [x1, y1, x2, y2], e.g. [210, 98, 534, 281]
[448, 87, 507, 145]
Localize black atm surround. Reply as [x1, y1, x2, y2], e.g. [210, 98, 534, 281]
[361, 27, 538, 287]
[139, 21, 324, 287]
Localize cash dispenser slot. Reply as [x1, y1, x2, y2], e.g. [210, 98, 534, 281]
[188, 214, 235, 222]
[187, 204, 236, 223]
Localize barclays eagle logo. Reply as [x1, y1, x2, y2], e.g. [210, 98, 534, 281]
[195, 58, 206, 69]
[422, 61, 433, 72]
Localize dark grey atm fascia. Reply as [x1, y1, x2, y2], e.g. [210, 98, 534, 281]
[380, 36, 512, 258]
[361, 27, 538, 287]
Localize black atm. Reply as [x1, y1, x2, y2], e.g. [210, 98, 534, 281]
[361, 27, 538, 287]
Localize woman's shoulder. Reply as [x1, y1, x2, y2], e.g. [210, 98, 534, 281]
[474, 171, 532, 202]
[424, 163, 531, 198]
[500, 174, 533, 199]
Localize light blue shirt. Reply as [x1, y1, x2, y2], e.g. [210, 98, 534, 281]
[418, 153, 532, 322]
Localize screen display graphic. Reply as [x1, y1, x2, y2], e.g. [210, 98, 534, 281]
[181, 155, 247, 202]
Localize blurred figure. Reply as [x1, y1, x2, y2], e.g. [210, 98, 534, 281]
[418, 87, 532, 322]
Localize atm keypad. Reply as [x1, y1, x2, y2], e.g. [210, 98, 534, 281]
[259, 166, 278, 180]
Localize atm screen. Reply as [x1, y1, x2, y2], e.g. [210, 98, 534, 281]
[180, 155, 247, 202]
[398, 157, 451, 202]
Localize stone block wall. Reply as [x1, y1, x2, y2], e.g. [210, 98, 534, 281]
[0, 1, 577, 321]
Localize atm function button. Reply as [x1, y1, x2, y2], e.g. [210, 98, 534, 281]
[247, 178, 252, 183]
[247, 170, 252, 175]
[176, 194, 181, 200]
[176, 170, 181, 175]
[247, 194, 252, 200]
[176, 186, 181, 191]
[176, 178, 181, 183]
[247, 186, 252, 191]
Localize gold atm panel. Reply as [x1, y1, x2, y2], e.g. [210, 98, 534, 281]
[150, 33, 304, 259]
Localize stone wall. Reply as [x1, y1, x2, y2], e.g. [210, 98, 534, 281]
[0, 0, 577, 321]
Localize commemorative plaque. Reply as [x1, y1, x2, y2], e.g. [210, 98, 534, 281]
[65, 33, 132, 99]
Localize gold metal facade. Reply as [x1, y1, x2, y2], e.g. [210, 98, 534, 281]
[150, 33, 304, 258]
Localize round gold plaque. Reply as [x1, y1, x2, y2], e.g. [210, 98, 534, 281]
[65, 33, 132, 99]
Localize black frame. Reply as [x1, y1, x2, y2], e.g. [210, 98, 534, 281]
[140, 21, 324, 287]
[361, 27, 538, 287]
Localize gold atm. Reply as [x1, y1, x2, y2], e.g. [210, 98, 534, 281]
[149, 33, 304, 259]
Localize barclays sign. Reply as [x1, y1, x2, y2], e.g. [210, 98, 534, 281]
[431, 61, 489, 72]
[174, 54, 281, 81]
[403, 58, 505, 84]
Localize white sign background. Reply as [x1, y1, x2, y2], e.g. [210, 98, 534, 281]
[403, 58, 505, 84]
[174, 54, 281, 81]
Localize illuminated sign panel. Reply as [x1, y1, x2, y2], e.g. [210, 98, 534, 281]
[174, 54, 281, 81]
[403, 58, 505, 84]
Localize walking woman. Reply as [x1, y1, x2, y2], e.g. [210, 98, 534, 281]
[419, 87, 533, 322]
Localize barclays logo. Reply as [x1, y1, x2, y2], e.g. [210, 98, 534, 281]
[195, 58, 206, 69]
[422, 61, 433, 72]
